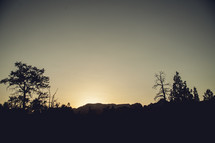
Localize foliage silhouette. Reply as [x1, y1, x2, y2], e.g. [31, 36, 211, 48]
[169, 71, 194, 102]
[193, 87, 200, 102]
[203, 89, 214, 101]
[0, 62, 50, 110]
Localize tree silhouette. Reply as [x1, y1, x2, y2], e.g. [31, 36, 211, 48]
[0, 62, 50, 110]
[7, 96, 23, 109]
[153, 71, 170, 101]
[203, 89, 214, 101]
[31, 98, 44, 113]
[182, 81, 193, 101]
[48, 88, 58, 108]
[193, 87, 199, 102]
[169, 71, 193, 102]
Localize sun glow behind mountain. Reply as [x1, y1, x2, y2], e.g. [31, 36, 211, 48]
[75, 89, 107, 107]
[78, 94, 103, 106]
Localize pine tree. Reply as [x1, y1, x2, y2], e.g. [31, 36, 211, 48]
[193, 87, 199, 102]
[169, 71, 193, 102]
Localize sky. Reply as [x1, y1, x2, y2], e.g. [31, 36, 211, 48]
[0, 0, 215, 108]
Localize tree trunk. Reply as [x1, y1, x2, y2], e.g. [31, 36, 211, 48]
[23, 91, 26, 110]
[162, 85, 166, 100]
[23, 84, 26, 110]
[161, 79, 166, 101]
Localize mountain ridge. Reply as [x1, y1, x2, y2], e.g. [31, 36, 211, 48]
[73, 103, 142, 114]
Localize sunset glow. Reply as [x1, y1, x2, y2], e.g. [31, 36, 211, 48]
[0, 0, 215, 108]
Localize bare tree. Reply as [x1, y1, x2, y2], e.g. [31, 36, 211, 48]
[48, 88, 58, 108]
[153, 71, 170, 101]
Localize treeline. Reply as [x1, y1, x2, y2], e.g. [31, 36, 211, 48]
[0, 62, 215, 142]
[0, 62, 214, 114]
[153, 71, 215, 103]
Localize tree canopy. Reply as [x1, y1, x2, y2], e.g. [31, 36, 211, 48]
[0, 62, 50, 109]
[203, 89, 214, 101]
[169, 71, 194, 102]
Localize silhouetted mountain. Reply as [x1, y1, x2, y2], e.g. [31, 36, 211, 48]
[74, 103, 142, 114]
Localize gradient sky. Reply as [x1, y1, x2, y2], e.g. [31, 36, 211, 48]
[0, 0, 215, 108]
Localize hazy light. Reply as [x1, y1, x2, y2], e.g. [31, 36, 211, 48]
[0, 0, 215, 107]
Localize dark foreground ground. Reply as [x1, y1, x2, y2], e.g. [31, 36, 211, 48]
[1, 101, 215, 143]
